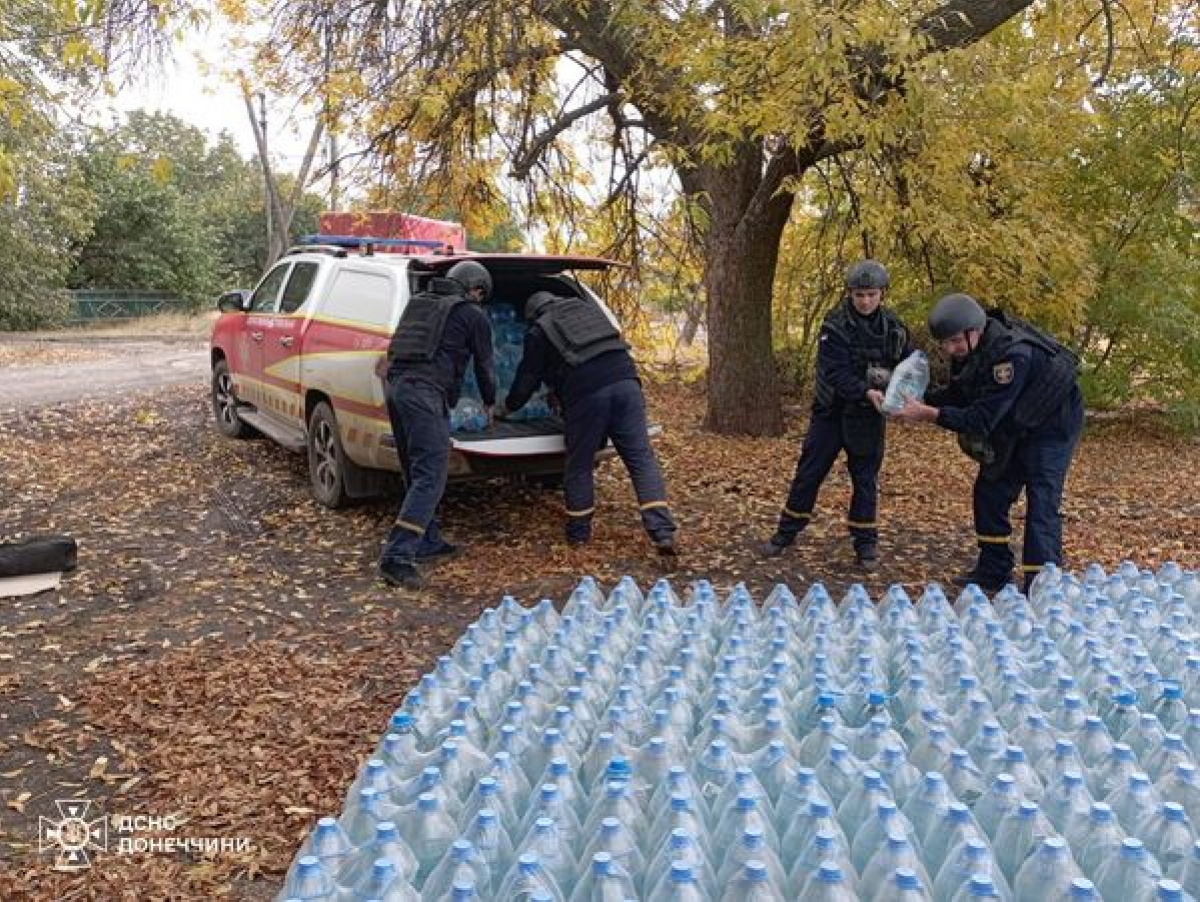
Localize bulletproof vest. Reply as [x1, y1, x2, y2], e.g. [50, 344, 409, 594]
[387, 278, 469, 364]
[535, 296, 629, 367]
[957, 311, 1080, 434]
[813, 300, 909, 414]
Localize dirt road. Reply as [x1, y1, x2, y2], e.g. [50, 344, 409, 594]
[0, 337, 208, 411]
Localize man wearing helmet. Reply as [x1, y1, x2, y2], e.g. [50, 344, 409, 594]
[891, 292, 1084, 593]
[759, 259, 913, 569]
[378, 260, 498, 588]
[499, 290, 678, 554]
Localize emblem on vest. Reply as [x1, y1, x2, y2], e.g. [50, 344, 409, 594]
[993, 361, 1014, 385]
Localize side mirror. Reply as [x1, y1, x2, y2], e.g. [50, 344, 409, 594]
[217, 289, 250, 313]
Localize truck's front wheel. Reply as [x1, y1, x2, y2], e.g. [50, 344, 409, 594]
[307, 401, 350, 508]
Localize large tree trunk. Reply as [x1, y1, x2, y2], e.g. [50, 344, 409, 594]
[704, 225, 787, 434]
[697, 149, 798, 435]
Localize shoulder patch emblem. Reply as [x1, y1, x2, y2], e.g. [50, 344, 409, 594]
[993, 361, 1014, 385]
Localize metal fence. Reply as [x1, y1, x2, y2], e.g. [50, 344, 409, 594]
[68, 290, 191, 325]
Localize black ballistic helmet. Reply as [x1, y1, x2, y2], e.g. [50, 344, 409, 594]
[845, 259, 890, 291]
[524, 290, 559, 320]
[446, 260, 493, 301]
[928, 292, 988, 340]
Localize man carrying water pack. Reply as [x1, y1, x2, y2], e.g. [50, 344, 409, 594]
[891, 292, 1084, 593]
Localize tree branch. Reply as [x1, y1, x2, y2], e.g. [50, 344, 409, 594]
[915, 0, 1037, 52]
[509, 91, 622, 179]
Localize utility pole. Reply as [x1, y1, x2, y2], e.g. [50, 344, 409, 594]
[258, 91, 273, 256]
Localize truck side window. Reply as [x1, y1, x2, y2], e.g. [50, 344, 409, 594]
[249, 264, 291, 313]
[279, 262, 319, 314]
[324, 269, 396, 328]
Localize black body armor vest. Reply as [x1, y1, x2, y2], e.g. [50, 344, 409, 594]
[535, 296, 629, 367]
[813, 300, 909, 415]
[957, 311, 1080, 434]
[387, 278, 469, 364]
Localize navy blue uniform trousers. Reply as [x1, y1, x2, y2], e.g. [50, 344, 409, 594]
[973, 386, 1085, 587]
[563, 379, 675, 543]
[382, 378, 451, 563]
[775, 413, 882, 551]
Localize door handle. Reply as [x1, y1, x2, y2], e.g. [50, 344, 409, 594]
[279, 336, 294, 347]
[250, 331, 264, 342]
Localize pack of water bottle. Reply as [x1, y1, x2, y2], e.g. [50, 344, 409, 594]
[881, 352, 929, 415]
[452, 303, 553, 432]
[280, 561, 1200, 901]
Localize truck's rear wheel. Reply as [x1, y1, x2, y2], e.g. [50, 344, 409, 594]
[307, 401, 350, 508]
[211, 359, 253, 439]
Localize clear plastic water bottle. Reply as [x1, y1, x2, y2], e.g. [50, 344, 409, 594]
[336, 821, 416, 892]
[838, 769, 893, 837]
[946, 873, 1004, 901]
[797, 861, 858, 901]
[1141, 803, 1197, 873]
[850, 800, 916, 874]
[1172, 841, 1200, 896]
[973, 774, 1021, 839]
[405, 793, 460, 888]
[1012, 836, 1083, 901]
[422, 839, 491, 902]
[992, 800, 1055, 884]
[282, 855, 336, 900]
[1110, 772, 1165, 834]
[645, 860, 708, 902]
[516, 817, 578, 896]
[718, 826, 789, 893]
[339, 787, 397, 846]
[790, 827, 856, 896]
[568, 851, 638, 902]
[932, 836, 1009, 902]
[902, 773, 953, 847]
[293, 817, 355, 879]
[579, 818, 645, 894]
[648, 830, 716, 900]
[861, 833, 931, 901]
[1156, 684, 1192, 735]
[921, 802, 983, 884]
[347, 857, 419, 901]
[720, 859, 785, 901]
[495, 852, 565, 901]
[1092, 837, 1164, 902]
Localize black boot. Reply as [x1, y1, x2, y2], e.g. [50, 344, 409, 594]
[757, 535, 791, 559]
[855, 543, 879, 571]
[379, 557, 424, 589]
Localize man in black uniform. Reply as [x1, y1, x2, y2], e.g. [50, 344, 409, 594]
[891, 292, 1084, 592]
[378, 260, 497, 588]
[499, 290, 677, 554]
[759, 260, 911, 568]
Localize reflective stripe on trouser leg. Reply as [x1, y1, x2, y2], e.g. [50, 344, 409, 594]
[605, 380, 676, 541]
[971, 462, 1023, 582]
[845, 440, 883, 549]
[776, 414, 841, 542]
[384, 383, 450, 562]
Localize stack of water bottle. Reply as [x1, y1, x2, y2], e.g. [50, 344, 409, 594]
[281, 561, 1200, 901]
[452, 303, 553, 432]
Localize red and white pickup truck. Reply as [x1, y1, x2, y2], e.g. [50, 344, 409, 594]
[209, 242, 624, 507]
